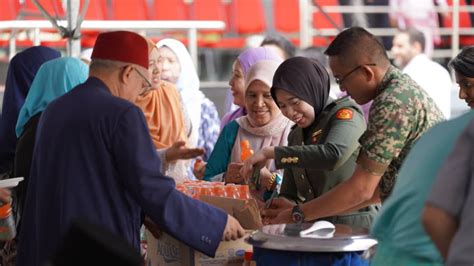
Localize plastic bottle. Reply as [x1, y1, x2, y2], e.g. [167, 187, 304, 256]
[224, 184, 237, 199]
[242, 251, 254, 266]
[194, 158, 204, 172]
[240, 139, 254, 161]
[238, 185, 251, 200]
[0, 201, 16, 241]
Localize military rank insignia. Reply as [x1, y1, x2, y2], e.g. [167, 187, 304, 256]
[311, 129, 322, 143]
[336, 108, 353, 120]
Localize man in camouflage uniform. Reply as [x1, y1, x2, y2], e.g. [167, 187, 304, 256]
[358, 66, 445, 200]
[263, 27, 444, 224]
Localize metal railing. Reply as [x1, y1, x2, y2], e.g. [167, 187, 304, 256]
[299, 0, 472, 59]
[0, 19, 226, 67]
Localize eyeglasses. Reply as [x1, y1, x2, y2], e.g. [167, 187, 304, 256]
[334, 63, 376, 85]
[133, 67, 153, 96]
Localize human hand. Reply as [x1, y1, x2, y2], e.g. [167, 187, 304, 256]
[259, 168, 276, 191]
[193, 159, 206, 180]
[222, 214, 245, 241]
[0, 188, 11, 204]
[143, 216, 162, 239]
[260, 197, 295, 224]
[240, 147, 272, 181]
[165, 141, 205, 162]
[224, 162, 244, 184]
[267, 208, 293, 225]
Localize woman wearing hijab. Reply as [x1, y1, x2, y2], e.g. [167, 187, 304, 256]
[203, 60, 293, 202]
[156, 38, 219, 163]
[136, 39, 188, 150]
[136, 39, 203, 183]
[222, 47, 283, 129]
[242, 57, 378, 228]
[0, 46, 60, 177]
[14, 57, 89, 224]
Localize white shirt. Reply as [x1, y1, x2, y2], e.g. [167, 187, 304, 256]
[403, 54, 452, 118]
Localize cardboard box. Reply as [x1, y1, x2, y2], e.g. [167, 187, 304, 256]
[199, 196, 262, 230]
[145, 230, 252, 266]
[146, 196, 261, 266]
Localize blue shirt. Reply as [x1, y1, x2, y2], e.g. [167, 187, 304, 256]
[17, 78, 227, 266]
[371, 111, 474, 265]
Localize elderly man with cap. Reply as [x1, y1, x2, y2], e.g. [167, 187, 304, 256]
[16, 31, 244, 266]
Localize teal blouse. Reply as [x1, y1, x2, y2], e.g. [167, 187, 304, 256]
[204, 120, 239, 181]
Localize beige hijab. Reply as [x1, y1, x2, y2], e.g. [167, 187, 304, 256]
[231, 60, 293, 172]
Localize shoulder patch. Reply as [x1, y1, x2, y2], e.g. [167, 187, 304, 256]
[336, 108, 353, 120]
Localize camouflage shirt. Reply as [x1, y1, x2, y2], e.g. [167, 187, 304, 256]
[358, 66, 445, 200]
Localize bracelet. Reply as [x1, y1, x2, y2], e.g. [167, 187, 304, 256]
[269, 173, 277, 184]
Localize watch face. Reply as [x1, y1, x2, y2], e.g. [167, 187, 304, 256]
[292, 212, 304, 223]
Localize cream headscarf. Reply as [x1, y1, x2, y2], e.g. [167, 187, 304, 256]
[156, 38, 204, 147]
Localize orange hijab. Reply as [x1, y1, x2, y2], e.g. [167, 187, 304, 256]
[135, 39, 187, 149]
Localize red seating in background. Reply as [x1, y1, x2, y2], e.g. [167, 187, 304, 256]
[0, 0, 20, 47]
[274, 0, 299, 33]
[232, 0, 266, 34]
[312, 0, 343, 46]
[192, 0, 228, 34]
[0, 0, 21, 20]
[201, 0, 265, 49]
[274, 0, 342, 47]
[109, 0, 149, 20]
[150, 0, 190, 42]
[152, 0, 189, 20]
[188, 0, 228, 47]
[192, 0, 227, 22]
[1, 0, 347, 50]
[312, 0, 343, 29]
[11, 0, 65, 48]
[83, 0, 107, 20]
[80, 0, 107, 48]
[442, 0, 474, 46]
[22, 0, 65, 19]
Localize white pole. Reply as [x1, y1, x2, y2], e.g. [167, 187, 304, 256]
[188, 28, 198, 71]
[8, 38, 16, 60]
[299, 0, 312, 48]
[452, 0, 460, 60]
[33, 28, 40, 45]
[65, 0, 81, 57]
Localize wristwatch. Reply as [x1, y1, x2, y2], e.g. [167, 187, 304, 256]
[291, 204, 305, 224]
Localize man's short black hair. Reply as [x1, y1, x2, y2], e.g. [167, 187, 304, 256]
[324, 27, 389, 64]
[449, 46, 474, 78]
[261, 34, 296, 59]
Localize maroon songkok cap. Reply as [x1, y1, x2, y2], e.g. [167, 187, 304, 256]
[91, 31, 148, 69]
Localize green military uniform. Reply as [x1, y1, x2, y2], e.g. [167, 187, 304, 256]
[275, 96, 378, 228]
[357, 66, 445, 201]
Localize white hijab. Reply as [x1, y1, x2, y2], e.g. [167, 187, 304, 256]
[156, 38, 204, 147]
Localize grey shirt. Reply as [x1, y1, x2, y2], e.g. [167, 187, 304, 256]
[427, 118, 474, 265]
